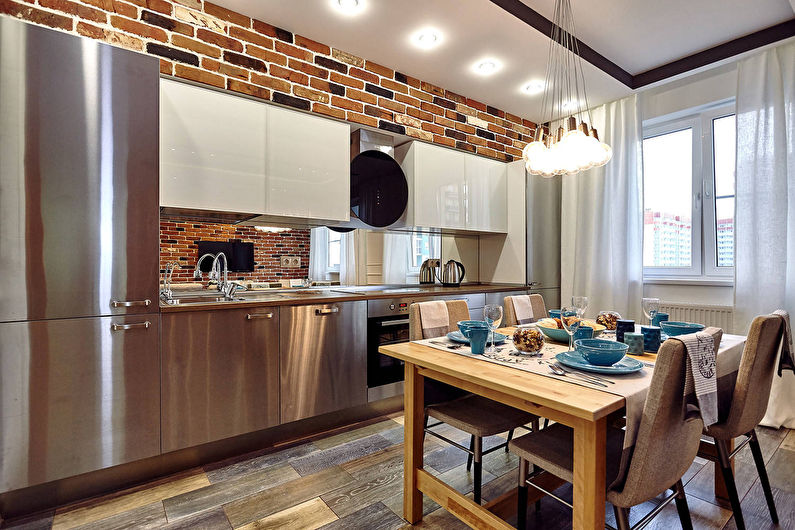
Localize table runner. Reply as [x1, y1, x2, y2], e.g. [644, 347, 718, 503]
[413, 328, 746, 488]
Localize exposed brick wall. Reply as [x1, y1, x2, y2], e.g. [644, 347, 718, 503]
[0, 0, 537, 161]
[160, 219, 310, 283]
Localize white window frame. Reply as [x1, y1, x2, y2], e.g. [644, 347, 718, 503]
[642, 100, 735, 282]
[642, 116, 703, 278]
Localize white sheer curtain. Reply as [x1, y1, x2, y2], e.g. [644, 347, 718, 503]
[560, 94, 644, 319]
[383, 232, 410, 284]
[733, 42, 795, 428]
[339, 231, 357, 285]
[308, 227, 328, 281]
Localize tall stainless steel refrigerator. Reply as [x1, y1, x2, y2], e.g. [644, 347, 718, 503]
[527, 172, 562, 309]
[0, 18, 160, 498]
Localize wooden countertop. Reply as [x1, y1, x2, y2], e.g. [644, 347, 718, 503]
[159, 283, 530, 312]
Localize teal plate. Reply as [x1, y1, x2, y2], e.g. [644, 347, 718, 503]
[555, 351, 644, 374]
[447, 331, 507, 345]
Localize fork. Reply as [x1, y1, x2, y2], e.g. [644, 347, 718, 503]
[430, 340, 463, 350]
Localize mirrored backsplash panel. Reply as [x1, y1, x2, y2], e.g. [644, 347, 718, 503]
[160, 220, 310, 283]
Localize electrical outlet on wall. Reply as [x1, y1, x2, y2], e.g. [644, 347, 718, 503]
[280, 255, 301, 268]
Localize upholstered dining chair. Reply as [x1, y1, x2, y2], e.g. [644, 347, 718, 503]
[409, 300, 539, 504]
[509, 327, 723, 530]
[697, 314, 784, 530]
[503, 294, 548, 326]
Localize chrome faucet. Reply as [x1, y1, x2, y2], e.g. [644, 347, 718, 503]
[194, 253, 217, 285]
[160, 261, 179, 302]
[211, 252, 229, 293]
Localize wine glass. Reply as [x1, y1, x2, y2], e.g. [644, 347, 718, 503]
[560, 307, 581, 352]
[641, 297, 661, 326]
[572, 295, 589, 318]
[483, 304, 504, 353]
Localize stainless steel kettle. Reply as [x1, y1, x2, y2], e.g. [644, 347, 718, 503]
[419, 259, 439, 284]
[439, 260, 466, 287]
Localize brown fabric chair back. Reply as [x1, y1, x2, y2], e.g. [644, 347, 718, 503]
[610, 327, 722, 507]
[708, 314, 784, 439]
[409, 300, 472, 404]
[409, 300, 471, 341]
[503, 294, 548, 326]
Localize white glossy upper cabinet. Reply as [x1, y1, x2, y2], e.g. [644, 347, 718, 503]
[160, 78, 267, 213]
[465, 155, 507, 232]
[398, 142, 466, 229]
[265, 105, 350, 222]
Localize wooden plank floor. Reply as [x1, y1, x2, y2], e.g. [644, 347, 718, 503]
[3, 416, 794, 529]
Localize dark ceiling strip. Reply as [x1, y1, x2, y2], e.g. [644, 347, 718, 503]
[632, 18, 795, 88]
[490, 0, 795, 90]
[488, 0, 634, 87]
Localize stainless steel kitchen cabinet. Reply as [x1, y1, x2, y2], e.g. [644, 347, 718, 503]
[0, 316, 160, 493]
[161, 308, 280, 452]
[280, 301, 367, 423]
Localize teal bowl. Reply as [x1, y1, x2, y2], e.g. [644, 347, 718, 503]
[538, 325, 570, 343]
[659, 321, 705, 337]
[574, 338, 628, 366]
[457, 320, 490, 337]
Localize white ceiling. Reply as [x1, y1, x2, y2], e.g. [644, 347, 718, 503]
[526, 0, 794, 74]
[212, 0, 793, 123]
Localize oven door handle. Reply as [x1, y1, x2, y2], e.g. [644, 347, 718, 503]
[377, 319, 410, 327]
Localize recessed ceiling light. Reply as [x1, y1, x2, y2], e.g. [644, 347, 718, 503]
[521, 80, 545, 95]
[411, 28, 442, 50]
[331, 0, 364, 15]
[473, 59, 501, 76]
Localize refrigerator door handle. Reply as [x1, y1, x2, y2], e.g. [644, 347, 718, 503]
[111, 321, 151, 332]
[111, 299, 152, 308]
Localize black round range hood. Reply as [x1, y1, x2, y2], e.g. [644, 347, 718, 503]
[349, 149, 408, 228]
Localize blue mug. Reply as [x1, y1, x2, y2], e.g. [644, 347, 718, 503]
[574, 326, 594, 341]
[616, 319, 635, 343]
[466, 327, 489, 354]
[652, 312, 669, 327]
[623, 332, 644, 354]
[641, 325, 662, 353]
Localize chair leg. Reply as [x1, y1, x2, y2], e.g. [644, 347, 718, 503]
[613, 506, 630, 530]
[673, 479, 694, 530]
[506, 428, 514, 453]
[532, 464, 541, 513]
[543, 418, 550, 429]
[716, 438, 745, 530]
[748, 429, 779, 524]
[466, 434, 475, 471]
[422, 412, 428, 445]
[517, 458, 528, 530]
[473, 436, 483, 504]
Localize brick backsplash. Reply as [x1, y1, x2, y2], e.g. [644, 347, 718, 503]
[160, 220, 310, 283]
[0, 0, 537, 161]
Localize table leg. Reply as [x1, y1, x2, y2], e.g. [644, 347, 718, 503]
[404, 362, 424, 524]
[573, 417, 606, 530]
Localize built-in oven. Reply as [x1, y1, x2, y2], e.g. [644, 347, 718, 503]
[365, 293, 487, 402]
[366, 298, 411, 402]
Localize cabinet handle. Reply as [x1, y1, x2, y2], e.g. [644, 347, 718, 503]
[111, 321, 151, 331]
[246, 313, 274, 320]
[315, 307, 340, 316]
[111, 299, 151, 308]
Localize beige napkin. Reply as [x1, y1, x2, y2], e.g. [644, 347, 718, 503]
[679, 328, 722, 427]
[512, 295, 535, 325]
[419, 301, 449, 339]
[773, 310, 794, 376]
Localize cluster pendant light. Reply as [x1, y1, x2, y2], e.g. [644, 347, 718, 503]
[522, 0, 611, 177]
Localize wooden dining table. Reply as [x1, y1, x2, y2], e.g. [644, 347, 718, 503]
[379, 326, 740, 529]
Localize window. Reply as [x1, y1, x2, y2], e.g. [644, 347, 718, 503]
[409, 233, 434, 270]
[327, 229, 341, 272]
[642, 104, 735, 280]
